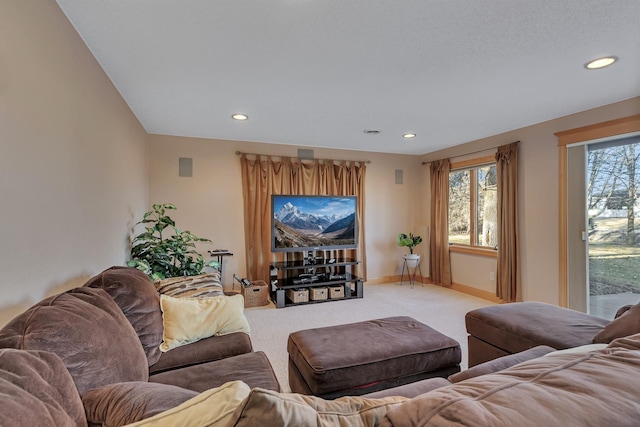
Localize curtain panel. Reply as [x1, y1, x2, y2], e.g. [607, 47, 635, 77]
[239, 155, 367, 283]
[429, 159, 452, 286]
[495, 142, 521, 302]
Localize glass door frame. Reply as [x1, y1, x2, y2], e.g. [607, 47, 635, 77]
[557, 115, 640, 308]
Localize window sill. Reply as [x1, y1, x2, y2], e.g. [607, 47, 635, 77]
[449, 245, 497, 258]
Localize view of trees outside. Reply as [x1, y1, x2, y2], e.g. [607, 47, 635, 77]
[588, 137, 640, 297]
[449, 165, 497, 248]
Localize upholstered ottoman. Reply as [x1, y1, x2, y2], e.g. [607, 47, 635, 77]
[287, 316, 461, 399]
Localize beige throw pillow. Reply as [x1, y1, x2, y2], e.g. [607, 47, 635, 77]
[124, 381, 251, 427]
[159, 294, 250, 352]
[228, 387, 408, 427]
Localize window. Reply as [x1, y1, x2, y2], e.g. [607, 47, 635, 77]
[448, 159, 498, 249]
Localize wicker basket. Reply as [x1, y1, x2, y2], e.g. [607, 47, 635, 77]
[286, 288, 309, 304]
[309, 287, 328, 301]
[241, 280, 270, 308]
[328, 285, 345, 299]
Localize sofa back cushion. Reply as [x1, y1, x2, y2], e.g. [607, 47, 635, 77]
[0, 348, 87, 427]
[84, 266, 163, 366]
[0, 287, 148, 395]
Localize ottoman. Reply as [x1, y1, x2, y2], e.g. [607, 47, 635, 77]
[287, 316, 461, 399]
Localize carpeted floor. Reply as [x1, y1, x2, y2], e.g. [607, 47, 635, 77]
[243, 282, 495, 392]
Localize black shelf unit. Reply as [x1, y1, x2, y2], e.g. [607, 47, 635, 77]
[269, 257, 363, 308]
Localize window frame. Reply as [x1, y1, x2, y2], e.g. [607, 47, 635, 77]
[448, 155, 498, 258]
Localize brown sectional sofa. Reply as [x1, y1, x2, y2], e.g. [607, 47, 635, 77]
[2, 270, 640, 426]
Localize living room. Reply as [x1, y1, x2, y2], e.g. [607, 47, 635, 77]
[2, 0, 640, 328]
[5, 1, 640, 425]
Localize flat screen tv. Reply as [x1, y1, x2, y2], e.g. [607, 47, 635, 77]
[271, 195, 358, 253]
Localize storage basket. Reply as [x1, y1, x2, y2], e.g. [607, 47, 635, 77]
[286, 288, 309, 303]
[309, 287, 328, 301]
[241, 280, 270, 308]
[328, 285, 345, 299]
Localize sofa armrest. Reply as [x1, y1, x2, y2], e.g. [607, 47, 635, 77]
[449, 345, 555, 383]
[149, 332, 252, 375]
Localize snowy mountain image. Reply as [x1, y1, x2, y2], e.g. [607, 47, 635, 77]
[272, 197, 356, 249]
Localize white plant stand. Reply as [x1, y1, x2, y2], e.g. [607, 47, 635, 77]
[401, 255, 423, 288]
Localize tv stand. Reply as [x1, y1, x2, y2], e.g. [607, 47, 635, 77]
[269, 257, 363, 308]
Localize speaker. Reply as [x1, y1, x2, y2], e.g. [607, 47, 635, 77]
[179, 157, 193, 177]
[395, 169, 403, 184]
[298, 149, 314, 160]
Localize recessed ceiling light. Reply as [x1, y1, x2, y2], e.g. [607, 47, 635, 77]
[403, 133, 416, 139]
[585, 56, 618, 69]
[232, 114, 248, 121]
[363, 129, 381, 135]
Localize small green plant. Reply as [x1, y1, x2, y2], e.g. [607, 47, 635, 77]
[127, 203, 218, 281]
[397, 232, 423, 254]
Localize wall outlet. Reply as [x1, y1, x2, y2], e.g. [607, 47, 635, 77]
[490, 272, 495, 281]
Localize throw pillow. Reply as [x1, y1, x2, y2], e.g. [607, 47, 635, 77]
[160, 293, 250, 352]
[155, 272, 224, 298]
[227, 387, 408, 427]
[0, 349, 86, 427]
[125, 381, 251, 427]
[82, 381, 198, 427]
[592, 303, 640, 343]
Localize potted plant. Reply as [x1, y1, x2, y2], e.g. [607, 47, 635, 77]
[397, 232, 423, 267]
[127, 203, 219, 281]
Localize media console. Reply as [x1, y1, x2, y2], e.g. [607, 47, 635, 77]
[269, 257, 363, 308]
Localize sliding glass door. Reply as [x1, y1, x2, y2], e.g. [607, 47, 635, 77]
[587, 136, 640, 318]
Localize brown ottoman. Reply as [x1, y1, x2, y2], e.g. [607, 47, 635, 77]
[287, 316, 461, 399]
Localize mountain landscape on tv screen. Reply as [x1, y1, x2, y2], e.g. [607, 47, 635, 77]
[274, 201, 356, 248]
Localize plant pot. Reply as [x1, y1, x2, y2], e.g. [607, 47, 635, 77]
[403, 254, 420, 268]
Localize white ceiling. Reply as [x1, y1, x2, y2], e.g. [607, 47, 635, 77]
[55, 0, 640, 156]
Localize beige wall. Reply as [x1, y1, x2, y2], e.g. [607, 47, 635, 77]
[0, 0, 148, 324]
[147, 134, 424, 289]
[421, 97, 640, 305]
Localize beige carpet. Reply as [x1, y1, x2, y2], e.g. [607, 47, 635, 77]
[243, 282, 495, 392]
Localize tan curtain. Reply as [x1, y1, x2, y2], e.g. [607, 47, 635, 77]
[429, 159, 452, 286]
[495, 142, 520, 302]
[240, 154, 367, 282]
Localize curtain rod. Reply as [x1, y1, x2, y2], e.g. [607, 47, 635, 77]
[235, 151, 371, 164]
[421, 140, 520, 165]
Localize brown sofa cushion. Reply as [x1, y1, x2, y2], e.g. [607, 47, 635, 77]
[150, 351, 281, 393]
[84, 266, 164, 366]
[593, 303, 640, 343]
[0, 287, 148, 395]
[82, 381, 198, 426]
[0, 349, 86, 427]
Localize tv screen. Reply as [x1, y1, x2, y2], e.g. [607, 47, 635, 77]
[271, 195, 358, 253]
